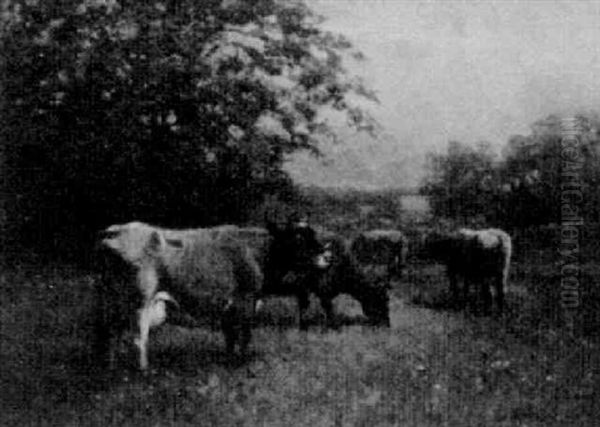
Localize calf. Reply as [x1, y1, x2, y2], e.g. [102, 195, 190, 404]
[425, 228, 512, 314]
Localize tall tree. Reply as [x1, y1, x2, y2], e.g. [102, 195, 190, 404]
[0, 0, 377, 250]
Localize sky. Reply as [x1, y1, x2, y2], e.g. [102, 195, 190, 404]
[285, 0, 600, 190]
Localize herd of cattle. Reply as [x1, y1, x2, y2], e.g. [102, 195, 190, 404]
[93, 219, 512, 371]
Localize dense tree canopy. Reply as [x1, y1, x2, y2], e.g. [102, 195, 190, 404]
[0, 0, 376, 251]
[422, 114, 600, 229]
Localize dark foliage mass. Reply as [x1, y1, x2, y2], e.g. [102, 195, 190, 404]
[0, 0, 376, 255]
[421, 114, 600, 229]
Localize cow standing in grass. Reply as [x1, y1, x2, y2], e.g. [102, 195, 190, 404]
[217, 225, 391, 328]
[93, 220, 325, 371]
[317, 229, 391, 327]
[424, 228, 512, 314]
[215, 222, 334, 330]
[351, 229, 408, 281]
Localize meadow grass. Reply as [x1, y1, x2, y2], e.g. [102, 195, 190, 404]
[1, 250, 599, 426]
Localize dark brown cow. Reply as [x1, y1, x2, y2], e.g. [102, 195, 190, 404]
[317, 229, 391, 327]
[351, 229, 408, 280]
[213, 222, 329, 330]
[215, 225, 390, 328]
[424, 228, 512, 314]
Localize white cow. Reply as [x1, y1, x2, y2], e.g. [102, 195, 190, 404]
[94, 221, 262, 371]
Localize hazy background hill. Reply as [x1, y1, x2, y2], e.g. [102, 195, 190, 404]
[285, 0, 600, 190]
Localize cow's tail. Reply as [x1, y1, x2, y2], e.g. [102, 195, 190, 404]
[226, 243, 263, 319]
[500, 232, 512, 288]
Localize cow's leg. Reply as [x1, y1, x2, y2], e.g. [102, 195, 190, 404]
[480, 279, 493, 315]
[461, 275, 471, 309]
[320, 297, 337, 330]
[134, 302, 154, 371]
[132, 266, 161, 371]
[494, 273, 505, 314]
[391, 255, 402, 280]
[222, 300, 238, 354]
[448, 270, 460, 308]
[298, 291, 310, 331]
[239, 323, 252, 356]
[238, 298, 255, 356]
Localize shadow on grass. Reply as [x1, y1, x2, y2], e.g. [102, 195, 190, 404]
[255, 295, 370, 330]
[152, 340, 259, 373]
[256, 311, 369, 329]
[410, 287, 520, 319]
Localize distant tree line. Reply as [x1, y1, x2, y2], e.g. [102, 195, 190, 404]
[421, 114, 600, 230]
[299, 186, 408, 234]
[0, 0, 376, 254]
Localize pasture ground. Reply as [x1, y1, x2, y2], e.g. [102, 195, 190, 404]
[1, 249, 599, 426]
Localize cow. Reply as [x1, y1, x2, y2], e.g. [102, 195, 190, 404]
[424, 227, 512, 314]
[212, 222, 329, 330]
[215, 224, 390, 328]
[350, 229, 408, 281]
[93, 220, 326, 371]
[316, 229, 391, 327]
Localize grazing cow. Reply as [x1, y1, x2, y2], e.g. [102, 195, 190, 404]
[213, 222, 330, 330]
[93, 220, 322, 371]
[424, 228, 512, 314]
[317, 229, 391, 327]
[216, 224, 390, 328]
[350, 229, 408, 280]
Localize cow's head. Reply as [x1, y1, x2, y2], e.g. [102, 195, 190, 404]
[99, 222, 154, 264]
[98, 222, 183, 268]
[266, 216, 330, 274]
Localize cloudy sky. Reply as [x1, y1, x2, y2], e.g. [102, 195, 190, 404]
[285, 0, 600, 189]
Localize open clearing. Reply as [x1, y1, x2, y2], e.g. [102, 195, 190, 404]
[1, 255, 599, 426]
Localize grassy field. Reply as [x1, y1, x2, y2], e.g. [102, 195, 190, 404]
[1, 246, 599, 426]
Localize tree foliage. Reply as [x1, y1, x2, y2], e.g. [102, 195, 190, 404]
[501, 114, 600, 227]
[0, 0, 376, 250]
[421, 141, 497, 224]
[422, 114, 600, 229]
[422, 114, 600, 227]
